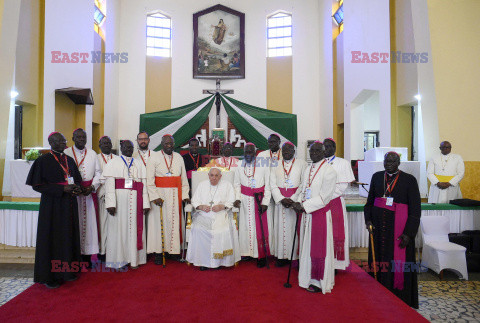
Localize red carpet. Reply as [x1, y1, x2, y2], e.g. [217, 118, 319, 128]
[0, 260, 426, 322]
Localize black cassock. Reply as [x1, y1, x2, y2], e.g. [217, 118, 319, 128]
[364, 171, 421, 308]
[182, 153, 205, 195]
[26, 151, 83, 284]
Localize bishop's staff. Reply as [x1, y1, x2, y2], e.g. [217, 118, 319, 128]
[284, 209, 301, 288]
[368, 224, 377, 281]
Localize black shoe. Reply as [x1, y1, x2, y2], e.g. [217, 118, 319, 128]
[275, 259, 289, 267]
[65, 274, 78, 282]
[97, 254, 106, 263]
[154, 253, 163, 265]
[241, 256, 253, 261]
[307, 285, 322, 293]
[257, 258, 266, 268]
[45, 281, 61, 289]
[199, 266, 208, 271]
[81, 255, 92, 269]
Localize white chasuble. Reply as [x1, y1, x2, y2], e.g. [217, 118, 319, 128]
[270, 158, 307, 260]
[297, 160, 337, 294]
[234, 159, 271, 258]
[146, 151, 189, 254]
[427, 153, 465, 203]
[103, 156, 149, 268]
[65, 146, 102, 255]
[326, 155, 355, 270]
[186, 179, 240, 267]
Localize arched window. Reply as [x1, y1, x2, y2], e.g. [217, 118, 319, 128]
[146, 12, 172, 57]
[267, 12, 292, 57]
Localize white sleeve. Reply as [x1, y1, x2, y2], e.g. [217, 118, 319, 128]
[234, 167, 241, 201]
[427, 158, 438, 185]
[261, 167, 271, 205]
[104, 176, 116, 209]
[270, 168, 283, 203]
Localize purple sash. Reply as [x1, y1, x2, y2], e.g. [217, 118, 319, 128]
[374, 197, 408, 290]
[241, 185, 270, 258]
[328, 196, 345, 261]
[115, 178, 144, 250]
[279, 187, 298, 198]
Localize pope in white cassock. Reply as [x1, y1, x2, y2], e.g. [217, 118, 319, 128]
[186, 168, 240, 269]
[256, 134, 282, 257]
[97, 136, 118, 259]
[103, 140, 150, 269]
[64, 128, 102, 259]
[234, 143, 271, 268]
[323, 138, 355, 270]
[146, 135, 190, 263]
[427, 141, 465, 203]
[293, 141, 337, 294]
[214, 142, 240, 171]
[270, 142, 306, 266]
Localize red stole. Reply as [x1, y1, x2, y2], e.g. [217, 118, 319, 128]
[373, 197, 408, 290]
[114, 178, 145, 250]
[240, 185, 270, 258]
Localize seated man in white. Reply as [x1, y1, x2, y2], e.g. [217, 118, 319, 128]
[186, 167, 240, 270]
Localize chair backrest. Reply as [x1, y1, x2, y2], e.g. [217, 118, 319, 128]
[191, 170, 235, 196]
[421, 216, 450, 244]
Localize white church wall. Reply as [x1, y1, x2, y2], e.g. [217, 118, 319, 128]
[343, 0, 391, 161]
[116, 0, 332, 157]
[103, 0, 121, 149]
[43, 0, 94, 147]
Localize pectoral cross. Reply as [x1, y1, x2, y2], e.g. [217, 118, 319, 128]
[203, 79, 234, 128]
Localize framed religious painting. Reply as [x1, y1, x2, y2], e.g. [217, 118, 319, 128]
[193, 4, 245, 79]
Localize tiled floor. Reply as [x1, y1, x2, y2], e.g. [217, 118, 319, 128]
[1, 264, 479, 322]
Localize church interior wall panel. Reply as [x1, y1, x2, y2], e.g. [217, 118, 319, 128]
[427, 0, 480, 161]
[43, 0, 94, 147]
[116, 0, 329, 158]
[459, 162, 480, 201]
[54, 93, 78, 148]
[145, 56, 172, 113]
[343, 0, 391, 161]
[266, 56, 292, 114]
[0, 0, 21, 198]
[92, 32, 105, 130]
[103, 0, 120, 149]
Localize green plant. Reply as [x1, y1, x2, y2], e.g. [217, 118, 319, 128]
[25, 149, 41, 161]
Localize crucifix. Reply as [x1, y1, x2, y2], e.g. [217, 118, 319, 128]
[203, 78, 234, 128]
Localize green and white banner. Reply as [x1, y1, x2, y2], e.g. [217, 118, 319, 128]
[139, 94, 297, 151]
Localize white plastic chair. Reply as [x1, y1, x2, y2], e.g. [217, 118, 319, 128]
[421, 215, 468, 280]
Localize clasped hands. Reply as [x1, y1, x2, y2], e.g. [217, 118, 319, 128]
[63, 184, 82, 196]
[436, 182, 452, 190]
[196, 204, 225, 213]
[366, 221, 410, 249]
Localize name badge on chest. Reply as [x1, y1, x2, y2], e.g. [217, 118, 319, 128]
[285, 178, 293, 188]
[165, 172, 172, 177]
[67, 177, 74, 185]
[386, 197, 394, 206]
[250, 178, 256, 188]
[305, 187, 312, 200]
[125, 178, 133, 189]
